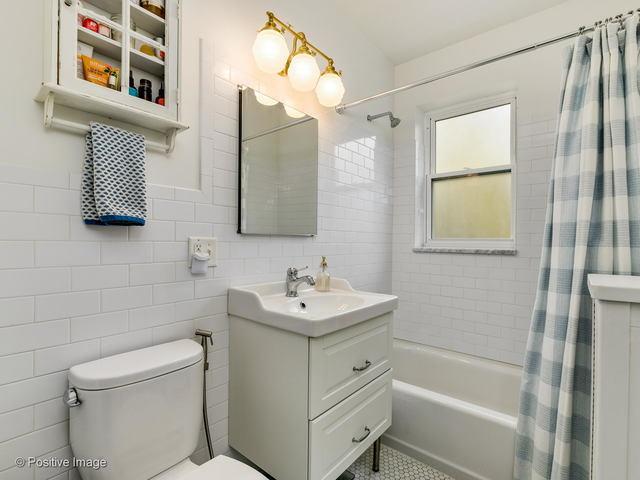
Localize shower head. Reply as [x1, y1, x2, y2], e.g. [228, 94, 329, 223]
[367, 111, 401, 128]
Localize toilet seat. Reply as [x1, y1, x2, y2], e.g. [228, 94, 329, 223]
[181, 456, 268, 480]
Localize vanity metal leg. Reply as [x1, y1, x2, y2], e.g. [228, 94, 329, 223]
[372, 438, 381, 472]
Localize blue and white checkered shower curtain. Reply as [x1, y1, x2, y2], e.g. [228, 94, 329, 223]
[514, 14, 640, 480]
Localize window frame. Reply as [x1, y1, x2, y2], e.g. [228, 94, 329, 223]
[418, 94, 517, 254]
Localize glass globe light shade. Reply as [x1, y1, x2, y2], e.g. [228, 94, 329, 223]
[254, 91, 279, 106]
[252, 28, 290, 74]
[287, 49, 320, 92]
[283, 104, 306, 118]
[315, 70, 345, 107]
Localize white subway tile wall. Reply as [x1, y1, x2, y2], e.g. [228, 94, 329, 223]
[0, 60, 393, 478]
[392, 113, 556, 366]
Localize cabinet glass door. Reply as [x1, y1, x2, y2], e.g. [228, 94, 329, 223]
[58, 0, 178, 120]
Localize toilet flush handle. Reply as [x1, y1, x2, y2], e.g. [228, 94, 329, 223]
[64, 387, 82, 407]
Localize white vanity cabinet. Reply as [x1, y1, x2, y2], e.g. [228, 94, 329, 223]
[229, 311, 394, 480]
[588, 274, 640, 480]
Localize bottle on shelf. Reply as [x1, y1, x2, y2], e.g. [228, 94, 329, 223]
[154, 37, 165, 61]
[107, 69, 119, 90]
[155, 82, 165, 106]
[140, 43, 155, 57]
[138, 78, 152, 101]
[129, 71, 137, 97]
[140, 0, 165, 19]
[82, 17, 99, 32]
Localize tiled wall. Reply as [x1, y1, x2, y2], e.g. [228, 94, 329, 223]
[0, 60, 393, 479]
[387, 0, 638, 367]
[392, 111, 556, 366]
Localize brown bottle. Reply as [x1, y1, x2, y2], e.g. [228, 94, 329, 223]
[155, 82, 165, 106]
[140, 0, 165, 19]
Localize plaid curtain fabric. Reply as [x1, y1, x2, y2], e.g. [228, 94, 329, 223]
[514, 15, 640, 480]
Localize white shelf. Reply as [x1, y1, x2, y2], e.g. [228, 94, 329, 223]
[84, 0, 122, 15]
[130, 2, 165, 37]
[79, 6, 123, 31]
[130, 49, 165, 76]
[77, 26, 122, 60]
[36, 83, 188, 134]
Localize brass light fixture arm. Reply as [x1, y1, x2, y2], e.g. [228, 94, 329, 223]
[266, 11, 338, 71]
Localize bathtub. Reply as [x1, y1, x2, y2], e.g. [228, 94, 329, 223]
[384, 340, 521, 480]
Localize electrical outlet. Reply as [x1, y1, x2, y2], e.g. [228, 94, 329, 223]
[188, 237, 217, 267]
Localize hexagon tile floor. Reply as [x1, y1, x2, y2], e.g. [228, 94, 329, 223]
[346, 444, 454, 480]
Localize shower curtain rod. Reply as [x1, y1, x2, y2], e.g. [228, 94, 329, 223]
[335, 10, 638, 114]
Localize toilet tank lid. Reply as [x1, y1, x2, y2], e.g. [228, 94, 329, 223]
[69, 339, 203, 390]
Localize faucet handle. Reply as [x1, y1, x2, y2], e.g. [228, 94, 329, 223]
[287, 266, 308, 277]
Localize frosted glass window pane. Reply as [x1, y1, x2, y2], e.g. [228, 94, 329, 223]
[432, 173, 511, 239]
[435, 104, 511, 173]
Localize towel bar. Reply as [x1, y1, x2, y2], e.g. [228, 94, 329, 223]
[42, 92, 179, 153]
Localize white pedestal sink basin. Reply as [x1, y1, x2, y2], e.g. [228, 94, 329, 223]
[228, 278, 398, 337]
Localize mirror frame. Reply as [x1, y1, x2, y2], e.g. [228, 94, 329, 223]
[237, 85, 318, 236]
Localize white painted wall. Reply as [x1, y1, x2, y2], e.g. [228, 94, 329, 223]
[390, 0, 638, 365]
[0, 1, 394, 478]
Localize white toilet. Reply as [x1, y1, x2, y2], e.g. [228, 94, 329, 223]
[66, 339, 268, 480]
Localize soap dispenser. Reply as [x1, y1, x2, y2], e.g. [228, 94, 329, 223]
[315, 256, 331, 292]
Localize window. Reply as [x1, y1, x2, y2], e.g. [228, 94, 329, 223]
[418, 96, 516, 253]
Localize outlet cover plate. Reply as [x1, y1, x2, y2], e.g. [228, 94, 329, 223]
[189, 237, 217, 267]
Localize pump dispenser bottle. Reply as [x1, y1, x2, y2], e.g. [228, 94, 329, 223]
[315, 256, 331, 292]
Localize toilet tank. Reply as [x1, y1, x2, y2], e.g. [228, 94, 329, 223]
[68, 340, 203, 480]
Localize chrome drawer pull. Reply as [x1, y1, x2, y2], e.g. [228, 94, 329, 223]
[352, 426, 371, 443]
[353, 360, 372, 372]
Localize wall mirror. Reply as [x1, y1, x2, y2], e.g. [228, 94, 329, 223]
[238, 86, 318, 236]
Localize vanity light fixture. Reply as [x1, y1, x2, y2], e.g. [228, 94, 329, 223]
[252, 11, 346, 107]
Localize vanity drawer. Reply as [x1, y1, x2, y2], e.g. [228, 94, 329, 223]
[309, 369, 392, 480]
[309, 313, 392, 418]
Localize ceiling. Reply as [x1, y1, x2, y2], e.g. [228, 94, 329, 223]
[335, 0, 567, 65]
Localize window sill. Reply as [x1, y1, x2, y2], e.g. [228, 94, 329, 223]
[413, 247, 517, 256]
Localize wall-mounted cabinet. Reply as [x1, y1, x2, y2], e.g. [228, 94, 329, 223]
[38, 0, 187, 152]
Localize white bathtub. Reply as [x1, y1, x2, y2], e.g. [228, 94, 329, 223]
[384, 340, 521, 480]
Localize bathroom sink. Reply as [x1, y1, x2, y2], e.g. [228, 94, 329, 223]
[228, 278, 397, 337]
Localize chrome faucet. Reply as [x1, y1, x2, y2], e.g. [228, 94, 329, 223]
[286, 266, 316, 297]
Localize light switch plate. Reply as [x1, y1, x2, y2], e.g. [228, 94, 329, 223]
[188, 237, 217, 267]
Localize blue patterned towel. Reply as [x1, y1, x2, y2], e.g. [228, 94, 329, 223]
[82, 122, 147, 226]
